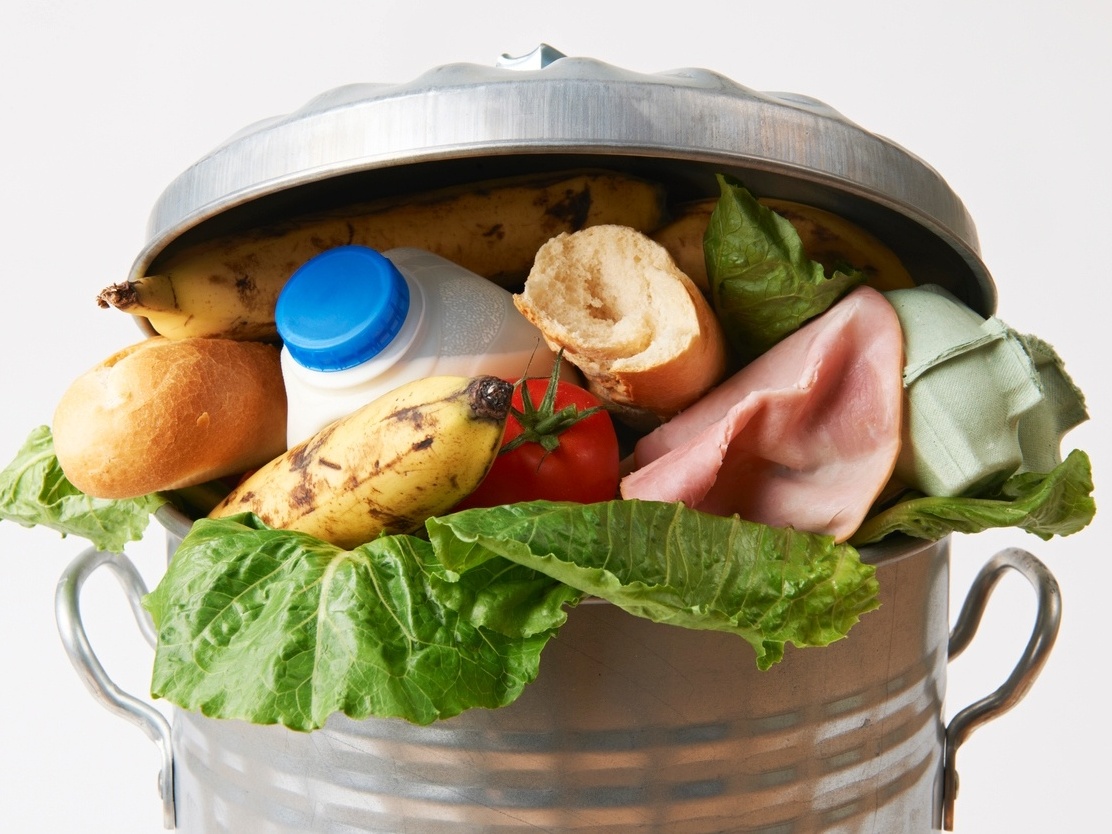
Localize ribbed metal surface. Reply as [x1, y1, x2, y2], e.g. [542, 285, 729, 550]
[130, 50, 995, 317]
[172, 538, 948, 833]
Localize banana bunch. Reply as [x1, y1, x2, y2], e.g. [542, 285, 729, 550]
[652, 197, 915, 294]
[98, 170, 668, 342]
[210, 375, 513, 549]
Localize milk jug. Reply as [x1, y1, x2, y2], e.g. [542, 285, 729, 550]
[277, 245, 558, 445]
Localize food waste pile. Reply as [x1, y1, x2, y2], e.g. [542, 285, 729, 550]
[0, 169, 1094, 730]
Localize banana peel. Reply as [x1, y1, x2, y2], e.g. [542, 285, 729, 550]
[98, 170, 668, 342]
[210, 375, 513, 549]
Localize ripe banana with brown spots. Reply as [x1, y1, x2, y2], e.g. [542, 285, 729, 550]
[652, 197, 916, 294]
[209, 375, 513, 549]
[97, 170, 668, 342]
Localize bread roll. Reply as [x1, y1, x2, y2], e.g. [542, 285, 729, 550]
[53, 336, 287, 499]
[513, 225, 728, 423]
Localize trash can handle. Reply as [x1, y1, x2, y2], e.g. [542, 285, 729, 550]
[942, 547, 1062, 831]
[54, 547, 176, 830]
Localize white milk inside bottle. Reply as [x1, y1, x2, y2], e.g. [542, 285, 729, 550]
[277, 245, 560, 446]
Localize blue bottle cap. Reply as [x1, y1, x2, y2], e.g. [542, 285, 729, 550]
[276, 245, 410, 372]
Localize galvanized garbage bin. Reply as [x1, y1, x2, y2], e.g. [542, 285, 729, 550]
[54, 45, 1063, 832]
[58, 508, 1060, 832]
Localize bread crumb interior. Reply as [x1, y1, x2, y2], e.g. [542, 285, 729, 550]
[521, 228, 697, 370]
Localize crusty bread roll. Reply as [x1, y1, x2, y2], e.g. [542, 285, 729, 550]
[53, 336, 287, 499]
[513, 225, 728, 423]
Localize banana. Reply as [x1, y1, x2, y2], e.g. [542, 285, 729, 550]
[650, 202, 714, 292]
[760, 198, 916, 293]
[209, 375, 513, 549]
[652, 197, 916, 294]
[98, 170, 668, 342]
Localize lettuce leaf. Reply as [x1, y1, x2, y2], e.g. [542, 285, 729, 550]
[143, 502, 880, 728]
[705, 175, 864, 364]
[143, 514, 579, 730]
[429, 500, 879, 671]
[0, 426, 162, 552]
[851, 449, 1096, 545]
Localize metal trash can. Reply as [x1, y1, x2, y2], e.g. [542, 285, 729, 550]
[54, 45, 1063, 832]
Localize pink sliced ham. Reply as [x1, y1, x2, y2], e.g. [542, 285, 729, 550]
[620, 285, 903, 542]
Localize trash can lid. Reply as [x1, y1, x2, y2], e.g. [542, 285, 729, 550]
[131, 44, 995, 315]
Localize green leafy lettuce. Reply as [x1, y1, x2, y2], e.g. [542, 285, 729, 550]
[143, 501, 880, 729]
[5, 421, 1091, 732]
[851, 449, 1095, 546]
[143, 513, 580, 730]
[429, 500, 880, 670]
[705, 175, 864, 364]
[0, 426, 163, 552]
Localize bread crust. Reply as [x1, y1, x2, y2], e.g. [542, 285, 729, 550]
[513, 225, 727, 422]
[52, 337, 287, 498]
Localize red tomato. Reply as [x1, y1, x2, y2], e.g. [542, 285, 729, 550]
[455, 374, 620, 508]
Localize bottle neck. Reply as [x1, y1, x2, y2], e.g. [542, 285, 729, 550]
[285, 272, 427, 389]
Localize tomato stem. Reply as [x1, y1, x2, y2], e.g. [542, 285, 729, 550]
[500, 350, 606, 456]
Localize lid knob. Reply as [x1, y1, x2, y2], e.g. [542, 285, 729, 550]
[276, 245, 410, 372]
[496, 44, 567, 70]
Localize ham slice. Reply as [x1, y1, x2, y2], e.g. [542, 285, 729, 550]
[620, 286, 903, 542]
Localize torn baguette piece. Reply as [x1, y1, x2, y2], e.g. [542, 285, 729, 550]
[513, 225, 728, 423]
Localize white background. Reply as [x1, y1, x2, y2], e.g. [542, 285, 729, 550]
[2, 1, 1108, 831]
